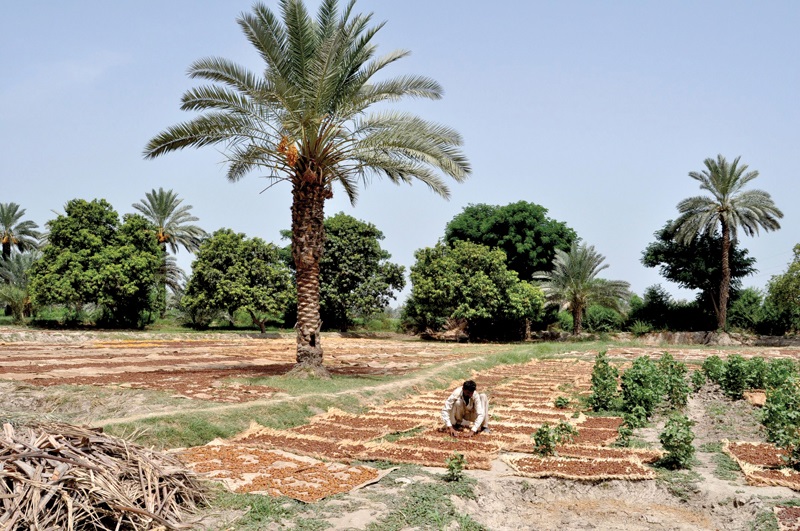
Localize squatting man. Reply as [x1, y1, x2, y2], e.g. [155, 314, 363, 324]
[439, 380, 489, 438]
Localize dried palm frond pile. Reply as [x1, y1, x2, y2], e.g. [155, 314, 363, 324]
[0, 422, 207, 530]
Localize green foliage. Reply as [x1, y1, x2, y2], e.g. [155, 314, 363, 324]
[403, 240, 545, 340]
[659, 413, 696, 469]
[584, 304, 624, 333]
[317, 213, 405, 332]
[532, 421, 577, 456]
[621, 356, 664, 420]
[766, 359, 798, 390]
[443, 452, 466, 482]
[183, 229, 294, 333]
[746, 357, 768, 390]
[0, 251, 38, 322]
[589, 350, 619, 412]
[721, 354, 749, 399]
[623, 406, 648, 429]
[443, 201, 576, 281]
[535, 242, 631, 335]
[761, 244, 800, 335]
[762, 378, 800, 449]
[642, 221, 757, 329]
[659, 352, 689, 410]
[616, 423, 634, 447]
[0, 202, 41, 260]
[554, 396, 570, 409]
[728, 287, 765, 332]
[630, 320, 653, 336]
[132, 188, 207, 254]
[690, 370, 706, 392]
[28, 199, 162, 328]
[702, 355, 725, 385]
[556, 311, 573, 332]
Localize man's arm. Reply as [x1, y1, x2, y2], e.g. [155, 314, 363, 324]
[441, 387, 461, 436]
[467, 394, 487, 436]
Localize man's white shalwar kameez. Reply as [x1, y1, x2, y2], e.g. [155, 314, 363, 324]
[441, 386, 489, 432]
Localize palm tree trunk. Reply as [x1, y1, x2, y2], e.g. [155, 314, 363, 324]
[718, 221, 731, 330]
[291, 178, 328, 375]
[572, 304, 583, 335]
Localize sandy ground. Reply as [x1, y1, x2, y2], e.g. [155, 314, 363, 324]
[4, 327, 800, 530]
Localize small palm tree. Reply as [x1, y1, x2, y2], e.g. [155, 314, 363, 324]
[144, 0, 469, 373]
[132, 188, 207, 253]
[672, 155, 783, 329]
[0, 251, 39, 322]
[536, 242, 630, 335]
[0, 203, 41, 261]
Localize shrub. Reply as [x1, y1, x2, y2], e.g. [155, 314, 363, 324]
[616, 423, 634, 447]
[762, 378, 800, 448]
[659, 352, 689, 410]
[621, 356, 664, 420]
[584, 305, 623, 333]
[690, 370, 706, 392]
[721, 354, 748, 399]
[629, 320, 652, 337]
[701, 355, 725, 385]
[623, 406, 648, 429]
[659, 413, 695, 469]
[556, 311, 573, 333]
[533, 421, 577, 456]
[745, 357, 768, 390]
[554, 396, 570, 409]
[443, 452, 466, 482]
[589, 350, 619, 412]
[766, 359, 798, 390]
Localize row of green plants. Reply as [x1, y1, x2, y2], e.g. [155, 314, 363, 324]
[590, 350, 800, 471]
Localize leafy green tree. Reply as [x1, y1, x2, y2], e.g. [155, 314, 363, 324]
[727, 287, 764, 332]
[444, 201, 576, 281]
[183, 229, 294, 333]
[535, 242, 630, 335]
[0, 251, 38, 322]
[144, 1, 469, 374]
[0, 203, 41, 261]
[642, 221, 757, 323]
[621, 356, 664, 421]
[403, 241, 544, 340]
[319, 213, 404, 331]
[28, 199, 162, 327]
[671, 155, 783, 330]
[762, 244, 800, 334]
[659, 413, 696, 469]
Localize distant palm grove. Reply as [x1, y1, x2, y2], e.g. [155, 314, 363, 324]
[2, 1, 798, 361]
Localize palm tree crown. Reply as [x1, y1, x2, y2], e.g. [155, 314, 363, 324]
[672, 155, 783, 329]
[144, 0, 470, 372]
[132, 188, 207, 253]
[536, 242, 630, 335]
[0, 203, 41, 261]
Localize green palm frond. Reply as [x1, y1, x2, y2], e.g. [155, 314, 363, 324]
[673, 155, 783, 245]
[132, 188, 208, 253]
[144, 0, 469, 198]
[0, 203, 41, 260]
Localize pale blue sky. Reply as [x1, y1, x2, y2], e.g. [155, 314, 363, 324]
[2, 1, 797, 304]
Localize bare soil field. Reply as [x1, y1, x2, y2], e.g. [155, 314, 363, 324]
[4, 327, 800, 530]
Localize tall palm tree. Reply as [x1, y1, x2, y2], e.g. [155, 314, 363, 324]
[132, 188, 207, 253]
[536, 242, 630, 335]
[0, 251, 38, 322]
[144, 0, 469, 374]
[0, 203, 41, 261]
[672, 155, 783, 330]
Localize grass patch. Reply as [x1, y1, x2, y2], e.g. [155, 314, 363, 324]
[381, 426, 426, 443]
[105, 394, 362, 448]
[364, 475, 486, 531]
[655, 469, 703, 502]
[749, 510, 778, 531]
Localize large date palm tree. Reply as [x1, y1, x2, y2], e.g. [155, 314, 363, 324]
[144, 0, 469, 374]
[672, 155, 783, 330]
[0, 203, 41, 261]
[536, 242, 630, 335]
